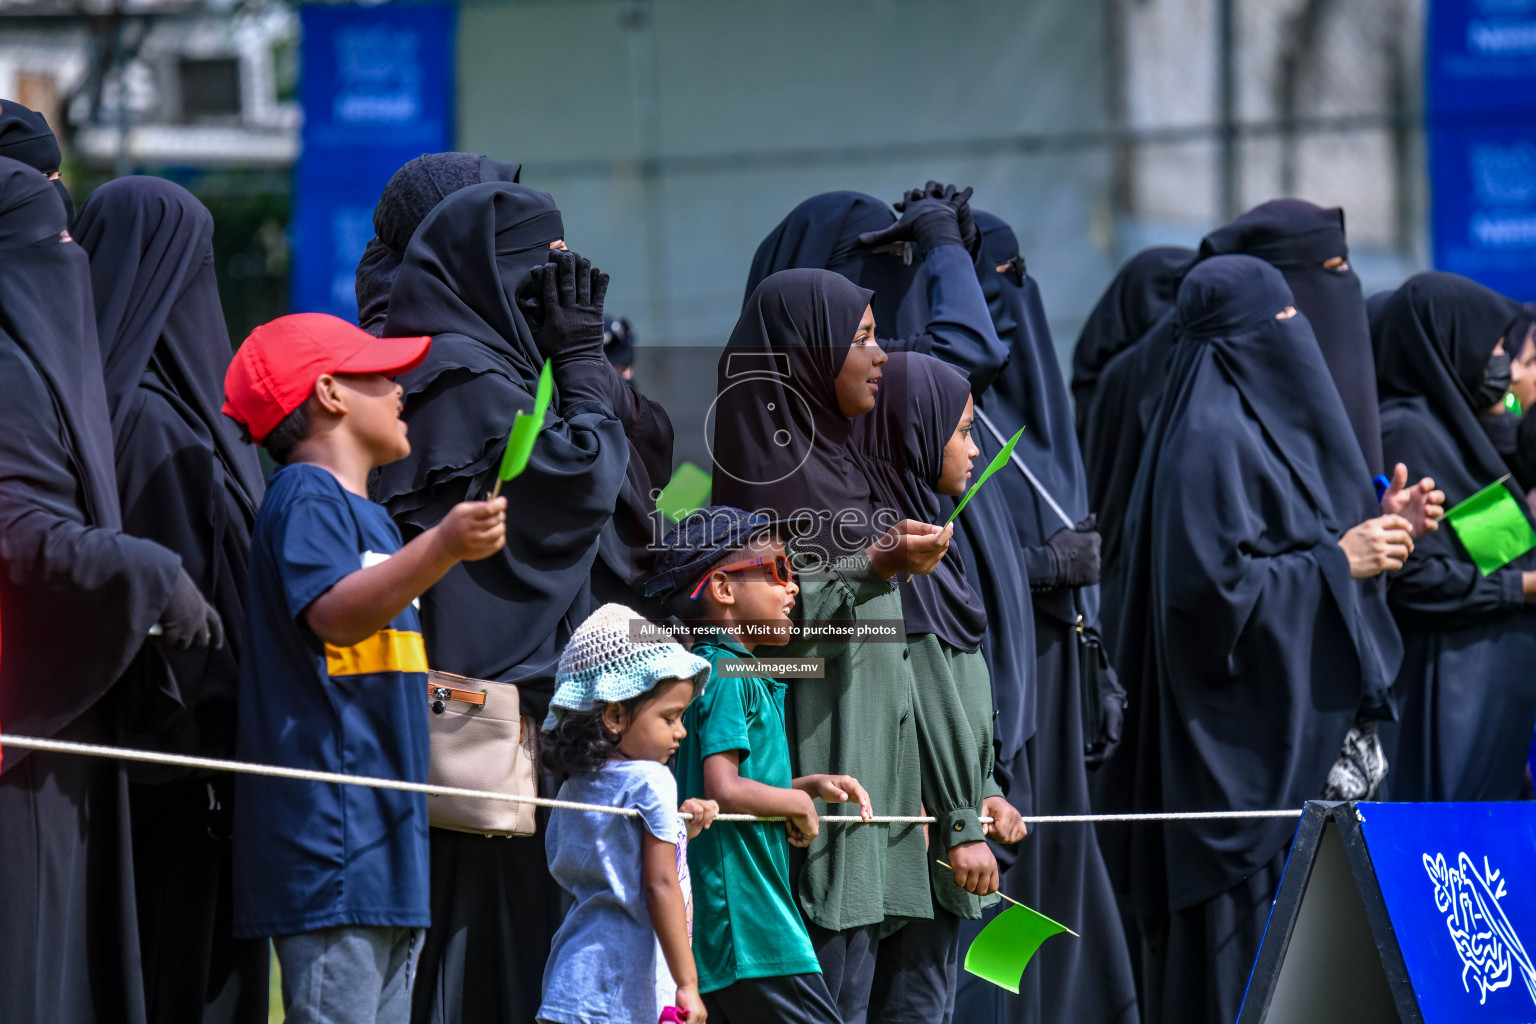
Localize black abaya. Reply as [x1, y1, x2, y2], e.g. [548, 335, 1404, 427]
[0, 158, 184, 1024]
[375, 180, 629, 1024]
[74, 175, 270, 1024]
[1112, 255, 1401, 1024]
[1372, 272, 1536, 801]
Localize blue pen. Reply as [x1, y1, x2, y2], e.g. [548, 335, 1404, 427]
[1373, 474, 1391, 502]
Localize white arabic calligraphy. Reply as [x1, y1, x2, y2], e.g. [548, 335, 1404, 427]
[1423, 851, 1536, 1007]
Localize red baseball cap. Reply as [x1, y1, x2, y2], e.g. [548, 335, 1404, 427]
[223, 313, 431, 442]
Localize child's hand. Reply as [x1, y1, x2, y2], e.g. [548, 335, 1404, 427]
[867, 519, 953, 578]
[798, 774, 873, 821]
[674, 983, 706, 1022]
[785, 790, 821, 848]
[436, 497, 507, 562]
[982, 796, 1027, 844]
[680, 797, 718, 840]
[948, 839, 1000, 896]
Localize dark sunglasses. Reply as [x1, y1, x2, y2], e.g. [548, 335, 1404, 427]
[689, 554, 795, 600]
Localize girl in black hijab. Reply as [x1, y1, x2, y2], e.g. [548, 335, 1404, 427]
[1113, 255, 1406, 1024]
[355, 151, 522, 336]
[0, 158, 221, 1024]
[852, 352, 1026, 1022]
[1373, 272, 1536, 802]
[948, 212, 1140, 1024]
[74, 175, 269, 1024]
[0, 98, 74, 219]
[1071, 245, 1196, 437]
[375, 180, 630, 1024]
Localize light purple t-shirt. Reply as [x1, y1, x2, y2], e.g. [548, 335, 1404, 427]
[538, 759, 685, 1024]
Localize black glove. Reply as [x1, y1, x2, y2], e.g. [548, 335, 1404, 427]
[516, 249, 610, 364]
[896, 181, 982, 259]
[858, 183, 966, 255]
[1024, 515, 1101, 589]
[159, 568, 223, 650]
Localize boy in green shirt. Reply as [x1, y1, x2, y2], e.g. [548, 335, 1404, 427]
[648, 507, 872, 1024]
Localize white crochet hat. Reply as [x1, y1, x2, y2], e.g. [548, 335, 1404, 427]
[543, 603, 711, 730]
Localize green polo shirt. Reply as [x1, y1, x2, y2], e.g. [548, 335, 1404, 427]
[675, 630, 822, 993]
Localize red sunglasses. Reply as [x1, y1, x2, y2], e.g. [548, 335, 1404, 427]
[689, 554, 795, 600]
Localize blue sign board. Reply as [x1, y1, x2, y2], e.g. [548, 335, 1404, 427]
[1429, 0, 1536, 300]
[1360, 801, 1536, 1021]
[293, 2, 455, 321]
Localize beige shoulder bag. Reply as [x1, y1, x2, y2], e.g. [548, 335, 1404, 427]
[425, 670, 539, 837]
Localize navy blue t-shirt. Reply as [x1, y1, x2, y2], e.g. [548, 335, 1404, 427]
[232, 463, 430, 938]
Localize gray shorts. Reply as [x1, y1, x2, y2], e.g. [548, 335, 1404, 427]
[274, 924, 424, 1024]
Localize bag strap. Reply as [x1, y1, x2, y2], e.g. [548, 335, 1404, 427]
[973, 406, 1075, 530]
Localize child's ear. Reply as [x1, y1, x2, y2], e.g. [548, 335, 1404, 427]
[314, 373, 347, 414]
[708, 572, 736, 606]
[601, 701, 627, 739]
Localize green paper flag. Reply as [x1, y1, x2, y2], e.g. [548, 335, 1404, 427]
[947, 425, 1026, 525]
[1445, 474, 1536, 575]
[656, 462, 712, 522]
[492, 359, 554, 497]
[964, 903, 1075, 994]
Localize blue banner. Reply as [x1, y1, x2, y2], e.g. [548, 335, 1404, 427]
[1429, 0, 1536, 300]
[292, 2, 456, 321]
[1360, 801, 1536, 1021]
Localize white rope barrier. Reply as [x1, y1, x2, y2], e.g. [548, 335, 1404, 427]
[0, 734, 1303, 825]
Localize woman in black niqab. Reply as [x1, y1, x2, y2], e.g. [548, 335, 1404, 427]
[0, 157, 186, 1024]
[1372, 272, 1536, 802]
[73, 175, 270, 1024]
[355, 151, 522, 336]
[374, 180, 629, 1024]
[1112, 255, 1402, 1024]
[1071, 244, 1196, 436]
[949, 212, 1140, 1024]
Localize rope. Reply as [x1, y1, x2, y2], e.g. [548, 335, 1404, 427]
[0, 734, 1303, 825]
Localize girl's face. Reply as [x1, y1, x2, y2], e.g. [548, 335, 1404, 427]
[1512, 326, 1536, 410]
[834, 305, 887, 418]
[937, 395, 978, 497]
[606, 678, 695, 763]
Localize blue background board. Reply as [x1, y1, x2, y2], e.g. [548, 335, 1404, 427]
[292, 2, 456, 321]
[1428, 0, 1536, 300]
[1359, 801, 1536, 1021]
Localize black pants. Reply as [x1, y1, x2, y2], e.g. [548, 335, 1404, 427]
[703, 972, 843, 1024]
[805, 922, 881, 1024]
[867, 907, 962, 1024]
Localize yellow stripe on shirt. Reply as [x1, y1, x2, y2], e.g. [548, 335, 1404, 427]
[325, 629, 429, 677]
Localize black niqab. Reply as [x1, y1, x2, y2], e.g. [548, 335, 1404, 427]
[744, 191, 912, 332]
[711, 268, 883, 564]
[1113, 255, 1400, 914]
[1070, 245, 1195, 434]
[0, 158, 179, 753]
[1201, 199, 1384, 473]
[356, 152, 522, 335]
[0, 99, 72, 220]
[852, 351, 986, 650]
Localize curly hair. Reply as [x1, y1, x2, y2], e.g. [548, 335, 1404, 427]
[541, 692, 659, 778]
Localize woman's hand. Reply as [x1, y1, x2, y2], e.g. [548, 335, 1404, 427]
[680, 798, 718, 840]
[982, 796, 1027, 844]
[867, 520, 953, 579]
[1379, 463, 1445, 538]
[947, 840, 1000, 896]
[1339, 515, 1414, 578]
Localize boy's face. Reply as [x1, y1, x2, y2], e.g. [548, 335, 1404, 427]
[335, 373, 410, 465]
[608, 678, 694, 763]
[698, 534, 799, 646]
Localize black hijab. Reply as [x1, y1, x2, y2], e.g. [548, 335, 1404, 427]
[0, 158, 179, 757]
[744, 191, 912, 333]
[1374, 273, 1530, 558]
[356, 152, 522, 336]
[853, 352, 987, 650]
[74, 176, 265, 508]
[711, 268, 883, 566]
[1113, 255, 1400, 912]
[1070, 245, 1196, 435]
[1201, 199, 1383, 473]
[0, 99, 72, 220]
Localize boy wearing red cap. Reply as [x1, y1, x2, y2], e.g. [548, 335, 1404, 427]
[222, 313, 507, 1024]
